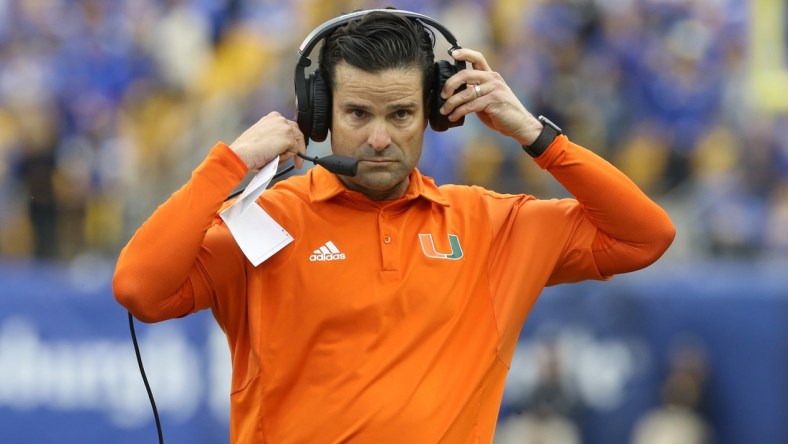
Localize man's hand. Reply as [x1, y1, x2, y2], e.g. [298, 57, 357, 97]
[439, 48, 543, 146]
[229, 111, 306, 170]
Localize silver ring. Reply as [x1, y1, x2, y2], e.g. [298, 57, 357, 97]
[473, 84, 482, 98]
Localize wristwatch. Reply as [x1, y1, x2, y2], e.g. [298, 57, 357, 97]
[521, 115, 562, 158]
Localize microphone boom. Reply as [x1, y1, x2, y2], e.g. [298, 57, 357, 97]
[298, 153, 358, 176]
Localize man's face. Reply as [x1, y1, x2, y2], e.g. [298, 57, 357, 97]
[329, 62, 427, 200]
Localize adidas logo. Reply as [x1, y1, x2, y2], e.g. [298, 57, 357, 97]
[309, 241, 347, 262]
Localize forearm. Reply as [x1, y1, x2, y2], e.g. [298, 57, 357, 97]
[113, 142, 248, 322]
[536, 136, 675, 275]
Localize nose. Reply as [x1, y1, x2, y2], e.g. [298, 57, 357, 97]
[366, 121, 392, 152]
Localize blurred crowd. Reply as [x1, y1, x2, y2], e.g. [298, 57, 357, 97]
[495, 335, 714, 444]
[1, 0, 787, 263]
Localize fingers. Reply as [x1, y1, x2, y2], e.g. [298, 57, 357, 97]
[440, 72, 506, 122]
[288, 120, 306, 169]
[451, 48, 491, 71]
[438, 48, 498, 120]
[441, 48, 491, 95]
[276, 118, 306, 169]
[231, 111, 308, 170]
[437, 48, 530, 134]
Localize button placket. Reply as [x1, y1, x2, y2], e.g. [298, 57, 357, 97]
[378, 210, 399, 271]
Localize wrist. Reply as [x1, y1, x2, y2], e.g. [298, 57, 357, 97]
[514, 114, 545, 146]
[229, 141, 261, 170]
[226, 143, 254, 170]
[521, 115, 563, 158]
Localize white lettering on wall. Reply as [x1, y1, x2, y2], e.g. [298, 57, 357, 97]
[504, 326, 651, 411]
[208, 318, 231, 423]
[0, 317, 210, 428]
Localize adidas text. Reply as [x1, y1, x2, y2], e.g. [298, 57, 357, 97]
[309, 253, 346, 262]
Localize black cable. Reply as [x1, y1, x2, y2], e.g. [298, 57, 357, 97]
[128, 312, 164, 444]
[225, 164, 295, 201]
[128, 159, 297, 443]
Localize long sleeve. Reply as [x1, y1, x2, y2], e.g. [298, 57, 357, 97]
[113, 142, 249, 323]
[535, 135, 675, 277]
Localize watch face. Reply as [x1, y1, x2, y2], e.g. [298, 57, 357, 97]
[538, 115, 563, 134]
[523, 116, 562, 158]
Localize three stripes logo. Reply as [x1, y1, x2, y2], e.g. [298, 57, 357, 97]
[309, 241, 346, 262]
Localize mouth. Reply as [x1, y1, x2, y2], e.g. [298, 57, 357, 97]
[359, 158, 397, 164]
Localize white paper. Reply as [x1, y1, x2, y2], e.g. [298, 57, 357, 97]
[235, 156, 279, 214]
[220, 157, 293, 266]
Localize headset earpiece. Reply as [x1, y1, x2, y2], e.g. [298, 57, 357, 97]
[309, 71, 331, 142]
[295, 70, 313, 141]
[429, 60, 465, 132]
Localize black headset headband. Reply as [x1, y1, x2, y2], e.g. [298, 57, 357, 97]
[295, 9, 462, 69]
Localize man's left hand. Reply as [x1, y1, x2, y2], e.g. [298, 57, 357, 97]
[439, 48, 543, 146]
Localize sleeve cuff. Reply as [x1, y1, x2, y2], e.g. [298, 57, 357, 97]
[212, 142, 250, 176]
[189, 142, 250, 203]
[533, 135, 570, 170]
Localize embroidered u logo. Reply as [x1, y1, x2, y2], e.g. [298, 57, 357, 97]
[418, 233, 463, 260]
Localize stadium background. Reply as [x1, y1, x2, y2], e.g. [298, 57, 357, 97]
[1, 0, 787, 443]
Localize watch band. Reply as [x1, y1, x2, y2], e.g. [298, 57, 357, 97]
[522, 116, 562, 158]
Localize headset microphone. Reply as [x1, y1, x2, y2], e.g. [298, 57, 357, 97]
[224, 152, 358, 201]
[298, 152, 358, 176]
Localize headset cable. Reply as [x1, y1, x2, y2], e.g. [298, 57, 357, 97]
[129, 312, 164, 444]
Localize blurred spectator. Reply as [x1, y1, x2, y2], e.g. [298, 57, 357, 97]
[495, 341, 582, 444]
[764, 178, 788, 258]
[686, 125, 765, 258]
[16, 102, 60, 259]
[630, 338, 713, 444]
[149, 0, 213, 92]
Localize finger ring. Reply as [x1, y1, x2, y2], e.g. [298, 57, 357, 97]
[473, 84, 482, 98]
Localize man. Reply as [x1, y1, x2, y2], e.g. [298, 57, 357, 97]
[113, 9, 675, 443]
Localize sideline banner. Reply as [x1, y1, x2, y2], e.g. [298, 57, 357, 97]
[0, 261, 786, 444]
[0, 261, 231, 444]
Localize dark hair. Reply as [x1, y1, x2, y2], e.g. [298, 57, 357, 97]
[317, 10, 436, 105]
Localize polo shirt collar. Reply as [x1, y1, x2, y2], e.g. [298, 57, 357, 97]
[308, 165, 450, 207]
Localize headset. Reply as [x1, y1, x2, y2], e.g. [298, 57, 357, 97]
[294, 8, 467, 143]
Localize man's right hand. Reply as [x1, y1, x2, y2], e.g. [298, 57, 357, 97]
[229, 111, 307, 170]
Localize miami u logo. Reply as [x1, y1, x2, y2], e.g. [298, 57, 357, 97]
[418, 233, 463, 260]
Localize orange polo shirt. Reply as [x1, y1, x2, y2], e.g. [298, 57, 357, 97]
[114, 135, 674, 443]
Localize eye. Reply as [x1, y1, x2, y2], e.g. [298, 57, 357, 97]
[394, 109, 411, 120]
[351, 108, 367, 119]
